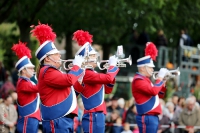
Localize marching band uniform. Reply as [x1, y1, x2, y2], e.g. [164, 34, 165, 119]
[31, 23, 84, 133]
[131, 42, 169, 133]
[72, 30, 119, 133]
[11, 41, 41, 133]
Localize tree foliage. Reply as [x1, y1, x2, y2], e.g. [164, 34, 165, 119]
[1, 0, 200, 71]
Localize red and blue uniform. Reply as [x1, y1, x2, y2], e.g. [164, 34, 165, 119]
[16, 76, 41, 133]
[132, 73, 166, 133]
[38, 65, 83, 133]
[74, 66, 119, 133]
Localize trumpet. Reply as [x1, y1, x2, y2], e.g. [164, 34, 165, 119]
[152, 67, 180, 80]
[61, 59, 93, 70]
[97, 55, 132, 70]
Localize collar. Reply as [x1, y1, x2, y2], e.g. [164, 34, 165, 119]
[135, 72, 151, 82]
[19, 76, 30, 81]
[43, 64, 58, 69]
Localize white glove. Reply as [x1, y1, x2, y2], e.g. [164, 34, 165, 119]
[73, 55, 84, 67]
[157, 68, 169, 79]
[109, 55, 118, 66]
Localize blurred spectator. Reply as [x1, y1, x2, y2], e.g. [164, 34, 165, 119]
[173, 97, 185, 133]
[11, 69, 18, 87]
[11, 64, 18, 87]
[0, 61, 6, 88]
[173, 97, 185, 123]
[154, 29, 168, 66]
[121, 122, 132, 133]
[158, 112, 171, 133]
[129, 29, 139, 44]
[74, 98, 84, 133]
[179, 97, 200, 133]
[137, 29, 150, 46]
[118, 98, 125, 109]
[172, 94, 179, 111]
[179, 29, 194, 63]
[0, 95, 18, 133]
[0, 71, 16, 99]
[0, 98, 3, 104]
[133, 128, 139, 133]
[117, 98, 128, 124]
[124, 104, 137, 131]
[105, 98, 112, 108]
[107, 96, 124, 118]
[106, 110, 123, 133]
[159, 99, 168, 116]
[155, 29, 168, 47]
[179, 29, 189, 47]
[10, 91, 17, 110]
[165, 102, 175, 121]
[185, 29, 193, 46]
[166, 102, 175, 133]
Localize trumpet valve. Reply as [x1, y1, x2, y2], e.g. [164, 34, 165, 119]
[116, 62, 127, 67]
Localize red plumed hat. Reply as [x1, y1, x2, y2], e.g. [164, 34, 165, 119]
[11, 41, 32, 59]
[30, 22, 56, 45]
[72, 30, 93, 46]
[31, 22, 60, 62]
[11, 41, 34, 71]
[145, 42, 158, 61]
[73, 30, 97, 56]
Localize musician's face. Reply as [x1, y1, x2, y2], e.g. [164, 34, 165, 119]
[145, 66, 154, 77]
[22, 67, 35, 78]
[86, 54, 97, 68]
[139, 66, 154, 77]
[45, 53, 61, 68]
[89, 54, 97, 60]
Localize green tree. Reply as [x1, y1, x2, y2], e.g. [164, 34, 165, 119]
[0, 23, 19, 70]
[1, 0, 200, 70]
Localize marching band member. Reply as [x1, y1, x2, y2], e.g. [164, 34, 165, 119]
[11, 41, 41, 133]
[31, 23, 84, 133]
[131, 42, 170, 133]
[72, 30, 119, 133]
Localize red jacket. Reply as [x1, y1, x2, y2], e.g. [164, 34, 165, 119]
[38, 65, 83, 118]
[132, 73, 166, 115]
[17, 77, 41, 120]
[74, 66, 119, 114]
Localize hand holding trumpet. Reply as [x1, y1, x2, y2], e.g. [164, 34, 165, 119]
[61, 55, 94, 70]
[73, 55, 85, 67]
[97, 55, 132, 70]
[157, 68, 170, 80]
[153, 67, 180, 81]
[108, 55, 118, 66]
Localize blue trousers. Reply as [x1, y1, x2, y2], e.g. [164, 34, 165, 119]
[136, 115, 159, 133]
[17, 117, 39, 133]
[42, 117, 74, 133]
[82, 112, 105, 133]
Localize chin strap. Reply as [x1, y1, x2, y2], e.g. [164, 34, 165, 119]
[25, 67, 35, 77]
[145, 66, 153, 76]
[47, 56, 62, 64]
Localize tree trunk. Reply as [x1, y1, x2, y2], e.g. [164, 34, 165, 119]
[102, 43, 111, 60]
[101, 43, 111, 73]
[17, 20, 39, 66]
[18, 21, 31, 47]
[65, 32, 73, 59]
